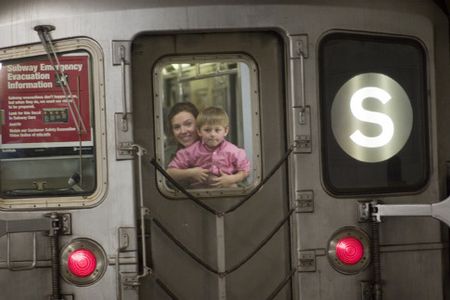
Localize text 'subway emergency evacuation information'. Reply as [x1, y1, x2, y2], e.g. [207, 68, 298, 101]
[0, 55, 92, 151]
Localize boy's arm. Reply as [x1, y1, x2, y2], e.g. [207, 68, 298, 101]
[167, 147, 209, 184]
[210, 145, 251, 188]
[210, 170, 249, 188]
[167, 167, 209, 184]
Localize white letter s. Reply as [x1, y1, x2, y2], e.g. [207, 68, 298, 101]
[349, 87, 394, 148]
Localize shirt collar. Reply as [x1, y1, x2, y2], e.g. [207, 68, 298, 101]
[200, 139, 226, 152]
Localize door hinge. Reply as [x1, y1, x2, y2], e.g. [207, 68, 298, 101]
[296, 190, 314, 213]
[298, 249, 325, 272]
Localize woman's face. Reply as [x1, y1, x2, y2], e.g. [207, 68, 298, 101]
[171, 111, 198, 147]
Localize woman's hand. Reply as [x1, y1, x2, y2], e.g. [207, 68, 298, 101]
[210, 170, 248, 188]
[188, 167, 209, 184]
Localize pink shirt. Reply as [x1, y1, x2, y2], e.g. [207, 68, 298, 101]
[168, 140, 250, 176]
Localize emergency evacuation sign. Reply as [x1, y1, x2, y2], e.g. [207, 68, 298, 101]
[0, 55, 92, 149]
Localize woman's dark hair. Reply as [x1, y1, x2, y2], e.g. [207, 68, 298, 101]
[167, 102, 199, 129]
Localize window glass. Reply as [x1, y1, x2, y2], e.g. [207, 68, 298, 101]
[319, 33, 428, 195]
[0, 51, 97, 199]
[154, 55, 261, 197]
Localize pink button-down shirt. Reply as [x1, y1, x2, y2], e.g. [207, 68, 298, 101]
[168, 140, 250, 176]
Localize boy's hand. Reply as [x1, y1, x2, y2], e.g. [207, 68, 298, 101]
[188, 167, 209, 183]
[210, 171, 238, 188]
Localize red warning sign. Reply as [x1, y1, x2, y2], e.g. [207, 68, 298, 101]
[0, 55, 92, 148]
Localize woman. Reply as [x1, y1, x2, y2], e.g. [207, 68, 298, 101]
[166, 102, 209, 185]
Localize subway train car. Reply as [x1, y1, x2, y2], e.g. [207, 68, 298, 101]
[0, 0, 450, 299]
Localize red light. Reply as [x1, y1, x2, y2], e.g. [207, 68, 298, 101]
[68, 249, 97, 277]
[335, 237, 364, 265]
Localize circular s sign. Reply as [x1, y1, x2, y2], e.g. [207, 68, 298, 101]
[331, 73, 413, 163]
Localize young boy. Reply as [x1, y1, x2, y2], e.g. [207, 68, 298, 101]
[168, 106, 250, 188]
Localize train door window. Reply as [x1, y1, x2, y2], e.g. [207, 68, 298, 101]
[0, 38, 106, 208]
[319, 33, 428, 195]
[154, 55, 261, 197]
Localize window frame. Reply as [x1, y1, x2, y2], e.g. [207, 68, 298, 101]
[153, 54, 262, 198]
[0, 38, 107, 209]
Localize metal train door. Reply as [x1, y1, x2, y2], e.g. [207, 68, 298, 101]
[131, 32, 292, 299]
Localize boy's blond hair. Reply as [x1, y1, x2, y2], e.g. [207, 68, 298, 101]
[196, 106, 229, 129]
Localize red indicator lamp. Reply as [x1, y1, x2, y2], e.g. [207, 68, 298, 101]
[327, 226, 371, 275]
[335, 236, 364, 265]
[68, 249, 97, 277]
[61, 238, 107, 286]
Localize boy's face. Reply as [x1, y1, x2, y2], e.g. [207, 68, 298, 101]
[198, 124, 229, 149]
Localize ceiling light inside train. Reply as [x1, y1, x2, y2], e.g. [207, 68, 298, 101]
[163, 63, 192, 74]
[331, 73, 413, 163]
